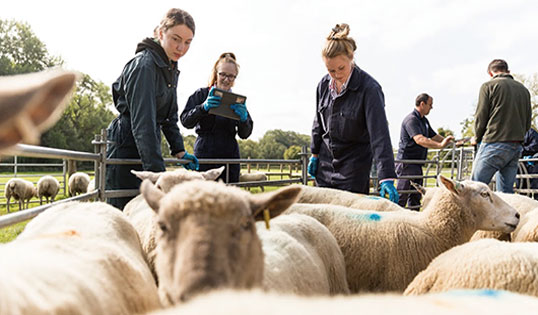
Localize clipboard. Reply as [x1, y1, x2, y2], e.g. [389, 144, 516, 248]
[209, 88, 247, 120]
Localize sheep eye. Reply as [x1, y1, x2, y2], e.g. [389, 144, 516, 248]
[158, 221, 168, 233]
[480, 191, 489, 198]
[241, 220, 252, 231]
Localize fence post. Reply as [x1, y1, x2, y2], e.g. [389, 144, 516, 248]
[98, 129, 107, 202]
[14, 155, 17, 177]
[62, 159, 67, 196]
[300, 146, 309, 185]
[92, 133, 101, 198]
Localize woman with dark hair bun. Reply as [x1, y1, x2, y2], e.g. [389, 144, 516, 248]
[105, 8, 199, 210]
[181, 52, 253, 183]
[309, 23, 399, 203]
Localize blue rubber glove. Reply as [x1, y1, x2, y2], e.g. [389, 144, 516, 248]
[203, 87, 222, 112]
[180, 152, 199, 171]
[230, 103, 248, 122]
[524, 155, 535, 166]
[307, 156, 319, 178]
[379, 180, 399, 203]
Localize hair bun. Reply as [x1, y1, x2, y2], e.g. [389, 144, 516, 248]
[220, 52, 236, 60]
[328, 23, 350, 40]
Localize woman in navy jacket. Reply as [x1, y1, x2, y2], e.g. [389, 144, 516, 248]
[181, 53, 253, 183]
[308, 24, 399, 202]
[105, 8, 198, 210]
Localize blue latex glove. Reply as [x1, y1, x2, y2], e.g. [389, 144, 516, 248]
[203, 87, 222, 112]
[230, 103, 248, 122]
[307, 156, 319, 178]
[379, 180, 399, 203]
[180, 152, 199, 171]
[524, 155, 535, 166]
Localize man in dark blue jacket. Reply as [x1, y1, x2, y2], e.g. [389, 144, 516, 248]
[396, 93, 453, 209]
[516, 128, 538, 199]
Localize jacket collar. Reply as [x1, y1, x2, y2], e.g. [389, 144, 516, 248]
[346, 65, 362, 91]
[492, 73, 513, 80]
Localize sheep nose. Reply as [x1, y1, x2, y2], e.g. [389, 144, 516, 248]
[516, 212, 520, 219]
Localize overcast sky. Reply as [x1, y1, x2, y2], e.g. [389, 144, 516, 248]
[2, 0, 538, 144]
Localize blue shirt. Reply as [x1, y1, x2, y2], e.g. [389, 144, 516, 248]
[397, 109, 437, 160]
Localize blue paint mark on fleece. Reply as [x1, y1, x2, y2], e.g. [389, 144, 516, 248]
[346, 212, 382, 222]
[365, 196, 382, 200]
[442, 289, 505, 298]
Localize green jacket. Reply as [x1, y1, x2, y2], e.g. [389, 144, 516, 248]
[474, 73, 531, 143]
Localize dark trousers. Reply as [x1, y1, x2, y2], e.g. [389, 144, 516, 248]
[396, 163, 423, 210]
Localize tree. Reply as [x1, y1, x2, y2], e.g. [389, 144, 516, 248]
[283, 145, 302, 160]
[436, 127, 454, 138]
[258, 129, 310, 159]
[41, 74, 115, 153]
[0, 19, 62, 75]
[238, 139, 261, 159]
[514, 73, 538, 130]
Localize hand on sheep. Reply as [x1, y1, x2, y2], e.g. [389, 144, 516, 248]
[230, 103, 248, 122]
[307, 156, 319, 178]
[203, 87, 222, 112]
[379, 180, 399, 203]
[178, 152, 199, 171]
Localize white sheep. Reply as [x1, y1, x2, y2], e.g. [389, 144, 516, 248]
[0, 201, 161, 314]
[414, 183, 538, 242]
[148, 288, 538, 315]
[285, 175, 520, 293]
[512, 207, 538, 242]
[37, 175, 60, 205]
[140, 179, 303, 304]
[4, 178, 36, 212]
[239, 172, 268, 192]
[68, 172, 91, 196]
[257, 213, 349, 295]
[0, 70, 77, 153]
[405, 239, 538, 297]
[124, 167, 225, 278]
[295, 184, 405, 212]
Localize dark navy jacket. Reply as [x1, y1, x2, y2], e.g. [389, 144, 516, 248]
[105, 38, 185, 209]
[522, 128, 538, 157]
[396, 109, 437, 160]
[311, 65, 396, 193]
[180, 87, 253, 182]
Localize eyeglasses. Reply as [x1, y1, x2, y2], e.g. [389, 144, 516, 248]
[218, 72, 237, 80]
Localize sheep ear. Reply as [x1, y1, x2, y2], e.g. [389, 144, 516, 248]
[140, 179, 164, 213]
[438, 175, 463, 195]
[131, 170, 163, 183]
[250, 185, 302, 220]
[201, 166, 225, 181]
[410, 181, 426, 195]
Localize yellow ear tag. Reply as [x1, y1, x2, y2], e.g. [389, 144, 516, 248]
[263, 209, 270, 230]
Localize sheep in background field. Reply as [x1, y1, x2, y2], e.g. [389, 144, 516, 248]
[140, 179, 302, 305]
[148, 288, 538, 315]
[405, 239, 538, 297]
[37, 175, 60, 205]
[295, 185, 405, 212]
[4, 178, 36, 212]
[0, 70, 78, 153]
[239, 172, 268, 192]
[257, 213, 349, 296]
[0, 201, 161, 314]
[68, 172, 90, 196]
[124, 167, 225, 278]
[285, 175, 520, 293]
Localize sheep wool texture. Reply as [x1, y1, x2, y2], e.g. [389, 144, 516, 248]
[405, 239, 538, 297]
[257, 213, 349, 295]
[0, 201, 161, 315]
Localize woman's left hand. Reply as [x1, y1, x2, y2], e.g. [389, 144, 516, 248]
[230, 103, 248, 122]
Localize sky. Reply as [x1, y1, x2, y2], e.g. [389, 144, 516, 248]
[2, 0, 538, 145]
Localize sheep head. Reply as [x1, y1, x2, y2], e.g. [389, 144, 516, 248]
[132, 166, 225, 192]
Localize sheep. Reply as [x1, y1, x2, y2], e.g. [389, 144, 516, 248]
[405, 239, 538, 297]
[148, 288, 538, 315]
[239, 171, 268, 192]
[295, 184, 405, 212]
[257, 213, 350, 296]
[140, 179, 302, 304]
[68, 172, 91, 196]
[285, 175, 520, 293]
[37, 175, 60, 205]
[0, 70, 78, 153]
[4, 178, 37, 212]
[0, 201, 161, 314]
[512, 208, 538, 242]
[124, 167, 225, 278]
[413, 182, 538, 242]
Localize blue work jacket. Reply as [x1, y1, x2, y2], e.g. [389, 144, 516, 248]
[311, 65, 396, 193]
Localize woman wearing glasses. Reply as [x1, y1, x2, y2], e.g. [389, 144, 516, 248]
[105, 8, 199, 210]
[308, 23, 399, 203]
[181, 52, 253, 183]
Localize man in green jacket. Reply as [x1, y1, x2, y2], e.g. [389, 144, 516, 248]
[471, 59, 531, 193]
